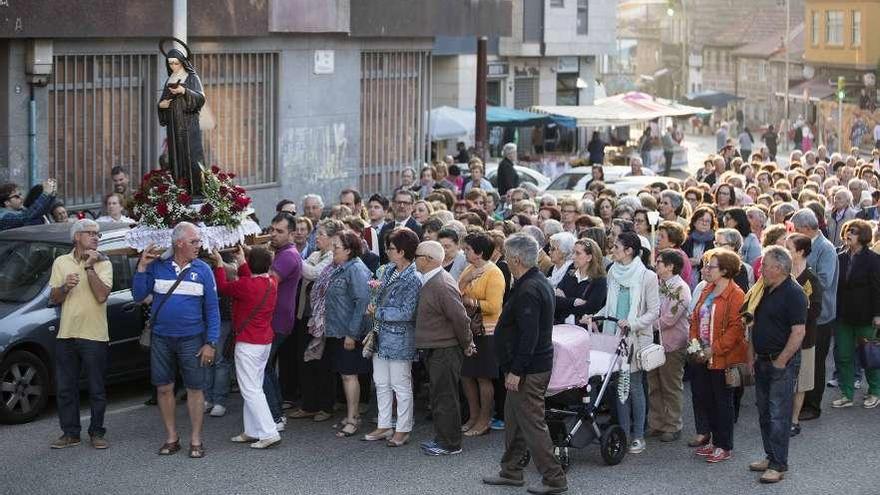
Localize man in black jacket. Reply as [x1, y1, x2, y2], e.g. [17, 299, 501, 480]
[483, 233, 567, 494]
[378, 189, 423, 264]
[497, 143, 521, 197]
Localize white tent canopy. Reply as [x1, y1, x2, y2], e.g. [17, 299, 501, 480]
[532, 91, 711, 128]
[429, 106, 475, 140]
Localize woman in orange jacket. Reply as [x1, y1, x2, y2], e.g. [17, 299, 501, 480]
[687, 248, 747, 464]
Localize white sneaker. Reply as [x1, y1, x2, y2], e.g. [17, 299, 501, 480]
[204, 401, 213, 414]
[864, 395, 880, 409]
[628, 438, 646, 454]
[831, 397, 853, 408]
[275, 417, 287, 432]
[250, 435, 281, 449]
[209, 404, 227, 417]
[855, 379, 862, 390]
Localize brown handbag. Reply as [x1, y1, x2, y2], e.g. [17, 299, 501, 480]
[466, 302, 486, 338]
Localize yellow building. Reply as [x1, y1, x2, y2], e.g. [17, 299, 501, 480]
[805, 0, 879, 69]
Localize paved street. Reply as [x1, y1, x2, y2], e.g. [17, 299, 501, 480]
[1, 374, 877, 495]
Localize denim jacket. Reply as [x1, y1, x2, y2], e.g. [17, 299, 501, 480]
[324, 258, 371, 340]
[375, 263, 422, 361]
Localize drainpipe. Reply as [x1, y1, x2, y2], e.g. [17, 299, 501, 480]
[28, 84, 37, 188]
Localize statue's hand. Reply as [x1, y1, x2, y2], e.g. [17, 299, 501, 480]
[170, 85, 186, 95]
[159, 99, 171, 109]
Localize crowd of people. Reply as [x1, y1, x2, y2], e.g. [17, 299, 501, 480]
[37, 137, 880, 493]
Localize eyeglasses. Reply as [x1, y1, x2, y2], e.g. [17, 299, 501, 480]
[562, 209, 578, 214]
[188, 239, 202, 246]
[395, 200, 413, 206]
[79, 230, 102, 238]
[705, 264, 720, 270]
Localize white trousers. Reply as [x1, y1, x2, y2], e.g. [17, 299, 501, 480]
[235, 342, 277, 440]
[372, 356, 414, 432]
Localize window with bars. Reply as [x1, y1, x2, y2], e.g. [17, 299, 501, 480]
[48, 54, 158, 208]
[852, 11, 861, 47]
[360, 51, 430, 195]
[47, 51, 278, 208]
[826, 10, 843, 46]
[191, 52, 278, 187]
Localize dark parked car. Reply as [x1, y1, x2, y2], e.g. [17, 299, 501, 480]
[0, 223, 149, 423]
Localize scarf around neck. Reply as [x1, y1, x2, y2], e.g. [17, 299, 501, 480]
[689, 230, 714, 244]
[603, 257, 647, 335]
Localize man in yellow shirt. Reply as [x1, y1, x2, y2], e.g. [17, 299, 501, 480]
[48, 219, 112, 450]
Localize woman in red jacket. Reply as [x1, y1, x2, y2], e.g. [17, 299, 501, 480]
[212, 246, 279, 449]
[687, 248, 747, 463]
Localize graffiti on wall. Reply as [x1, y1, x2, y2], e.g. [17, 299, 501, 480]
[279, 123, 350, 182]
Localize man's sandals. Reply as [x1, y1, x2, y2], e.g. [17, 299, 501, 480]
[157, 439, 204, 458]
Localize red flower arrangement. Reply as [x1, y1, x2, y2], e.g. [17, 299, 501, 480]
[132, 169, 198, 228]
[200, 164, 252, 228]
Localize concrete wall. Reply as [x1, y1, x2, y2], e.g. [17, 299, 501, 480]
[543, 0, 616, 56]
[432, 55, 477, 109]
[0, 35, 432, 223]
[0, 40, 35, 186]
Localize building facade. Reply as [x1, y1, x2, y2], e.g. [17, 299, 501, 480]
[0, 0, 510, 219]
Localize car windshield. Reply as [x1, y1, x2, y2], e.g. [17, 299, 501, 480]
[547, 172, 590, 191]
[0, 241, 67, 303]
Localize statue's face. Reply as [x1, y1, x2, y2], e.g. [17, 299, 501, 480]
[167, 58, 182, 71]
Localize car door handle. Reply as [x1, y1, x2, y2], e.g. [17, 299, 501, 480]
[122, 302, 139, 313]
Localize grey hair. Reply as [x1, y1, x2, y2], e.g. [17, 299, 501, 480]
[660, 189, 684, 211]
[70, 218, 99, 241]
[433, 210, 455, 224]
[521, 182, 541, 197]
[745, 206, 767, 225]
[715, 227, 743, 252]
[790, 208, 819, 231]
[580, 199, 595, 216]
[540, 195, 558, 207]
[833, 187, 853, 205]
[504, 232, 539, 268]
[542, 219, 563, 237]
[317, 218, 345, 237]
[550, 232, 577, 259]
[171, 221, 198, 242]
[521, 225, 545, 247]
[617, 195, 642, 212]
[762, 245, 793, 275]
[302, 194, 324, 209]
[502, 142, 517, 158]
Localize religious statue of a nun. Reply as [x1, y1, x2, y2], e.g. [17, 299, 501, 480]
[158, 47, 206, 197]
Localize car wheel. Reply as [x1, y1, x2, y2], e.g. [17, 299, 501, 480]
[0, 350, 50, 424]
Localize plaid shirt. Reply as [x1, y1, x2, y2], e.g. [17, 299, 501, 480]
[0, 193, 54, 231]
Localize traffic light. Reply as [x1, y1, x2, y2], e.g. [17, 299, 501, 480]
[837, 76, 846, 101]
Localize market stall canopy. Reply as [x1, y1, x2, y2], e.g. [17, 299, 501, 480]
[429, 105, 570, 140]
[486, 106, 575, 128]
[684, 90, 744, 108]
[531, 91, 711, 127]
[429, 106, 475, 140]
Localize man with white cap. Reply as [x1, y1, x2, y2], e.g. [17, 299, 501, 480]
[414, 240, 475, 456]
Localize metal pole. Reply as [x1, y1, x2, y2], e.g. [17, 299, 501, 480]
[783, 0, 790, 151]
[475, 36, 488, 161]
[173, 0, 187, 44]
[29, 86, 37, 188]
[681, 0, 688, 100]
[838, 97, 843, 153]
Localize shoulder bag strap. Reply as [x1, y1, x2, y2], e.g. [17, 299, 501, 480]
[232, 279, 273, 339]
[153, 268, 191, 325]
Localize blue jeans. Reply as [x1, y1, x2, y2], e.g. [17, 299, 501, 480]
[151, 333, 206, 390]
[616, 370, 646, 441]
[755, 353, 800, 472]
[262, 333, 287, 422]
[55, 338, 108, 438]
[205, 322, 233, 406]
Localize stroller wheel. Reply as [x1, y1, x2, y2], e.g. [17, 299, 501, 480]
[554, 446, 570, 472]
[600, 425, 626, 465]
[516, 450, 531, 468]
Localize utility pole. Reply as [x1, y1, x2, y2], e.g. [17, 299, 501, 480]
[783, 0, 790, 151]
[173, 0, 187, 44]
[475, 36, 488, 161]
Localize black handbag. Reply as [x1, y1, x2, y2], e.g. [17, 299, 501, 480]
[857, 334, 880, 370]
[465, 302, 485, 338]
[222, 281, 272, 361]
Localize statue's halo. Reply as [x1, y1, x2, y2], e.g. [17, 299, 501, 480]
[159, 37, 192, 62]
